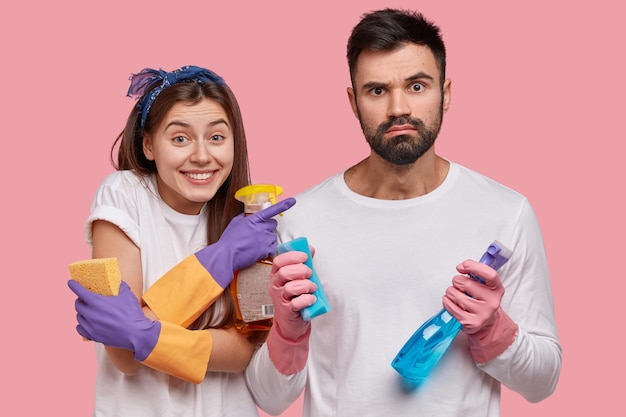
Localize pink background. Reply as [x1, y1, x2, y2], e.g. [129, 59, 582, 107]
[1, 0, 623, 415]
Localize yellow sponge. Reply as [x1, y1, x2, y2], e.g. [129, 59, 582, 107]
[68, 257, 121, 296]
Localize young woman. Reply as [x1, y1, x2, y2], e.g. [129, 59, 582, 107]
[68, 65, 294, 416]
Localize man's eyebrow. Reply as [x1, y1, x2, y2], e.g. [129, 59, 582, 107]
[405, 71, 435, 82]
[362, 81, 388, 91]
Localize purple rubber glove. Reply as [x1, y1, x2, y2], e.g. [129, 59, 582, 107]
[266, 249, 317, 375]
[442, 260, 518, 364]
[196, 197, 296, 288]
[68, 280, 160, 361]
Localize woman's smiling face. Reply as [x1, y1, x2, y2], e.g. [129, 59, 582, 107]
[142, 98, 235, 215]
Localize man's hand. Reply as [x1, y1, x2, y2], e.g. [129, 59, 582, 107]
[266, 249, 317, 374]
[442, 259, 518, 364]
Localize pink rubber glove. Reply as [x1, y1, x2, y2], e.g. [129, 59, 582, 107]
[442, 259, 518, 364]
[266, 249, 317, 375]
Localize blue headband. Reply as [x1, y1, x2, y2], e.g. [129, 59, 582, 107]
[126, 65, 227, 130]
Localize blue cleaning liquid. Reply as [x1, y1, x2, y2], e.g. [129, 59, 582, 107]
[277, 237, 331, 321]
[391, 241, 512, 387]
[391, 308, 462, 387]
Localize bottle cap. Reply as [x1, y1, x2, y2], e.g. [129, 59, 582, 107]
[235, 184, 283, 213]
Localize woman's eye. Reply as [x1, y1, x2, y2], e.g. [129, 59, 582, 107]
[172, 136, 188, 144]
[210, 134, 225, 142]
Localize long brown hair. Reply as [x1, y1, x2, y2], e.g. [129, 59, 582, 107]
[112, 81, 259, 337]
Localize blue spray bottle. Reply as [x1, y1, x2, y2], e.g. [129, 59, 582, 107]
[391, 240, 512, 387]
[277, 237, 331, 320]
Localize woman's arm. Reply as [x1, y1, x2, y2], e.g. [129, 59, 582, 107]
[91, 220, 257, 376]
[91, 219, 144, 375]
[207, 326, 256, 372]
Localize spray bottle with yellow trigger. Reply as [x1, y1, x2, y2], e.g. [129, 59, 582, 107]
[230, 184, 283, 331]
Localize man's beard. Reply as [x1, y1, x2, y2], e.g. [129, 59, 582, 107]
[360, 109, 443, 166]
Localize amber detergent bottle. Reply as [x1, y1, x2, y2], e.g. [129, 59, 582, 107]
[230, 184, 283, 331]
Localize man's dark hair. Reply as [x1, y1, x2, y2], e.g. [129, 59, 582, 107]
[347, 8, 447, 86]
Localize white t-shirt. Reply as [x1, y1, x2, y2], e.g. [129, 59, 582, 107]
[85, 170, 260, 417]
[246, 161, 561, 417]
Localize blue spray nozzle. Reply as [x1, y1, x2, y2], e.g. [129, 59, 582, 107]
[277, 237, 331, 321]
[391, 240, 513, 387]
